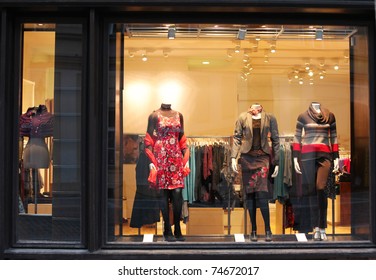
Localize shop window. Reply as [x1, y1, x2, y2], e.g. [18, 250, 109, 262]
[106, 23, 370, 244]
[17, 23, 83, 242]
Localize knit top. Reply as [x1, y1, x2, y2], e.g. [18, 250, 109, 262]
[292, 104, 339, 161]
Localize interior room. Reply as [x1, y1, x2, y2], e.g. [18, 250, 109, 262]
[120, 24, 353, 239]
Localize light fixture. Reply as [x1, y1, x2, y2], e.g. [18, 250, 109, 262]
[128, 50, 135, 58]
[237, 28, 247, 40]
[168, 26, 176, 40]
[270, 40, 277, 53]
[234, 44, 241, 53]
[141, 54, 148, 62]
[264, 51, 269, 63]
[333, 63, 339, 71]
[315, 28, 323, 40]
[227, 49, 234, 58]
[255, 36, 261, 41]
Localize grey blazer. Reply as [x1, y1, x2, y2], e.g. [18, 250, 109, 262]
[231, 111, 280, 165]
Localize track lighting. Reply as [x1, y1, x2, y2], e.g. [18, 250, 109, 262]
[141, 54, 148, 62]
[168, 26, 176, 40]
[237, 28, 247, 40]
[315, 28, 323, 40]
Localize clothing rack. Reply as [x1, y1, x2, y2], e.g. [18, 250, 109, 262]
[186, 135, 236, 235]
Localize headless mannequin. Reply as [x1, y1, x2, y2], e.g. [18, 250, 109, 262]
[231, 103, 279, 242]
[19, 105, 53, 213]
[145, 102, 189, 242]
[293, 102, 339, 240]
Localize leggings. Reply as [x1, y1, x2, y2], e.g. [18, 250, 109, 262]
[246, 192, 271, 232]
[301, 158, 331, 229]
[160, 188, 183, 235]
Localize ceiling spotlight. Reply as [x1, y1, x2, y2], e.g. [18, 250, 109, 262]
[334, 64, 339, 71]
[270, 45, 276, 53]
[255, 36, 261, 41]
[315, 28, 323, 40]
[141, 54, 148, 62]
[128, 50, 135, 58]
[237, 28, 247, 40]
[168, 26, 176, 40]
[234, 44, 241, 53]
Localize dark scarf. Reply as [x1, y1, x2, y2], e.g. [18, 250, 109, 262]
[308, 104, 330, 124]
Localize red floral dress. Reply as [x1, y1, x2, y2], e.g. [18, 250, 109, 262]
[153, 111, 185, 190]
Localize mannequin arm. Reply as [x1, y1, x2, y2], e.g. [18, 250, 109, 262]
[271, 165, 279, 178]
[293, 157, 302, 174]
[333, 158, 339, 173]
[231, 158, 238, 173]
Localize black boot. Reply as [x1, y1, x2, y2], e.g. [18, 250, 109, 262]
[163, 226, 175, 242]
[174, 222, 185, 241]
[265, 231, 272, 242]
[250, 231, 258, 242]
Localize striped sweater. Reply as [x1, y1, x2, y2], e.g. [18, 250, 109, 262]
[293, 105, 339, 161]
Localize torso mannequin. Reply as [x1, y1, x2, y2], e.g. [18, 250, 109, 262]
[293, 102, 339, 174]
[19, 105, 53, 169]
[231, 103, 279, 177]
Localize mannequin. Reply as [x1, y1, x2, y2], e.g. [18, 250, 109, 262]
[144, 103, 190, 242]
[231, 103, 280, 242]
[19, 105, 53, 204]
[20, 105, 53, 169]
[293, 102, 339, 241]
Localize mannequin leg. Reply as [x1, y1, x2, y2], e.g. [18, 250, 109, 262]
[246, 193, 258, 241]
[171, 188, 185, 241]
[259, 197, 272, 241]
[316, 160, 331, 240]
[160, 190, 174, 242]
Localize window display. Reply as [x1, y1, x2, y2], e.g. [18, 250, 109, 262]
[17, 23, 83, 242]
[108, 22, 367, 244]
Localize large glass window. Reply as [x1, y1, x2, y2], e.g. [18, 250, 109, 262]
[17, 23, 83, 243]
[107, 23, 370, 243]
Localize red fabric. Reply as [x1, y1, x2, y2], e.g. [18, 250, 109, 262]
[147, 168, 157, 185]
[144, 133, 158, 167]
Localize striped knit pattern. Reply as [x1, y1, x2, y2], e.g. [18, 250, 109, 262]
[293, 107, 339, 161]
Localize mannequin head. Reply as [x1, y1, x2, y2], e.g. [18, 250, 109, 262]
[249, 103, 263, 119]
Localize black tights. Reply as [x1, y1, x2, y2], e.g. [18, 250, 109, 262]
[246, 193, 271, 232]
[160, 188, 183, 235]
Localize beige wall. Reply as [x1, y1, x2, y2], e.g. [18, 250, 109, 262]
[123, 55, 351, 151]
[23, 31, 55, 112]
